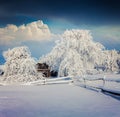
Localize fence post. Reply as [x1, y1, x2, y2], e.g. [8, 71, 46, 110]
[83, 75, 86, 88]
[103, 75, 105, 87]
[43, 78, 46, 85]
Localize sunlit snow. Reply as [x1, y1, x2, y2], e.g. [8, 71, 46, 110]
[0, 84, 120, 117]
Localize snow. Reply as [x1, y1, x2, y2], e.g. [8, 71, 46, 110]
[23, 76, 73, 85]
[0, 29, 120, 84]
[0, 46, 43, 84]
[0, 84, 120, 117]
[74, 74, 120, 95]
[0, 29, 120, 117]
[40, 29, 120, 77]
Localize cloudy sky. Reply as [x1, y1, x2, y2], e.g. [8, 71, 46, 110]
[0, 0, 120, 64]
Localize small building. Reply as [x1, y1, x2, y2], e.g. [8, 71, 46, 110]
[36, 63, 51, 77]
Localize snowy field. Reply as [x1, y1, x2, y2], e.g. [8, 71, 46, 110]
[0, 84, 120, 117]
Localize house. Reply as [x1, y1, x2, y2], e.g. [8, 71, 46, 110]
[36, 63, 50, 77]
[36, 63, 58, 77]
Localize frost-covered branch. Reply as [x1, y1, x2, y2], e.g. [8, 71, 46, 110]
[1, 46, 43, 83]
[40, 29, 120, 77]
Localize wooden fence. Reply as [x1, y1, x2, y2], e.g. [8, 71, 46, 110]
[24, 76, 73, 85]
[77, 76, 120, 96]
[23, 75, 120, 96]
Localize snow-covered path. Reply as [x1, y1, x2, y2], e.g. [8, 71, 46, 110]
[0, 84, 120, 117]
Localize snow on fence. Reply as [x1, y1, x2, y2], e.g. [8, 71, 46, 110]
[2, 73, 119, 96]
[23, 74, 120, 97]
[24, 76, 73, 85]
[75, 75, 120, 96]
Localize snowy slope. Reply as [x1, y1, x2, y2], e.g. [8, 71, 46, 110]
[0, 84, 120, 117]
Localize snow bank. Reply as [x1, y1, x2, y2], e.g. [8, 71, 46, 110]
[40, 29, 120, 77]
[0, 46, 43, 84]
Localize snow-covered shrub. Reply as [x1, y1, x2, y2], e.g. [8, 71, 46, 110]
[117, 60, 120, 70]
[103, 50, 119, 72]
[40, 29, 120, 77]
[1, 46, 43, 83]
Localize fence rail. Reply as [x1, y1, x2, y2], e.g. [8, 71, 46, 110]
[76, 75, 120, 96]
[23, 75, 120, 96]
[24, 76, 73, 85]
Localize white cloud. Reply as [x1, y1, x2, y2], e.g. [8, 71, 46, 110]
[0, 20, 53, 45]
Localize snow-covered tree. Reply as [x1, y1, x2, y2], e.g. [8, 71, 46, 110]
[40, 29, 120, 76]
[1, 46, 43, 83]
[103, 50, 119, 72]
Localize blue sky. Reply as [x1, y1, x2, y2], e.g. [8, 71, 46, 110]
[0, 0, 120, 64]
